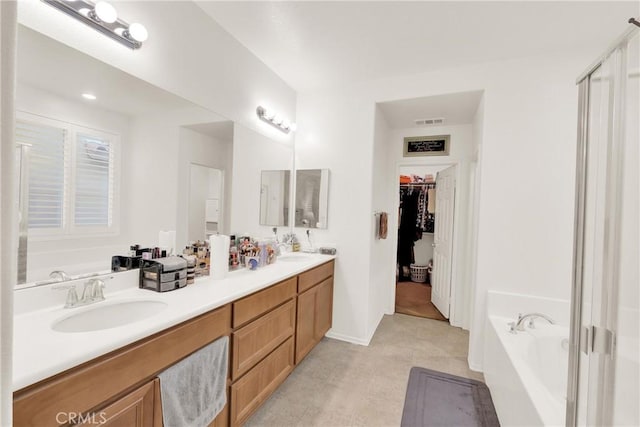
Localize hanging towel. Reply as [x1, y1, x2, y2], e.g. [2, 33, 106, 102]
[159, 336, 229, 427]
[379, 212, 388, 239]
[427, 188, 436, 214]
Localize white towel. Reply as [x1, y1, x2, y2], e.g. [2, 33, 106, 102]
[159, 336, 228, 427]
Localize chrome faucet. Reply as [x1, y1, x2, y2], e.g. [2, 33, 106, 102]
[509, 313, 555, 333]
[53, 278, 105, 309]
[49, 270, 71, 282]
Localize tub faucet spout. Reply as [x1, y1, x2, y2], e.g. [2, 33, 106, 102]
[510, 312, 555, 333]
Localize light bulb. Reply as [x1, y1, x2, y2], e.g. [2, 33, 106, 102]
[282, 120, 291, 130]
[94, 1, 117, 23]
[128, 23, 148, 42]
[273, 114, 283, 125]
[264, 109, 275, 120]
[82, 93, 97, 100]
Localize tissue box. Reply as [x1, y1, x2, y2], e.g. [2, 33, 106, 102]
[140, 256, 188, 292]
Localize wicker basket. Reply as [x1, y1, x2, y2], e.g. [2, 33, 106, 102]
[410, 264, 429, 283]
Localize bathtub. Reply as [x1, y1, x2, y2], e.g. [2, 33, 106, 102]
[484, 315, 569, 426]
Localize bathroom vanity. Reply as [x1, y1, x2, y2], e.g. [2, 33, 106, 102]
[13, 254, 335, 427]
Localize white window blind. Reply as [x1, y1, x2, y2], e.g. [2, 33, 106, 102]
[15, 121, 66, 229]
[16, 114, 118, 237]
[75, 134, 113, 227]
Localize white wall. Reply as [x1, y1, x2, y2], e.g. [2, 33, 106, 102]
[296, 50, 590, 366]
[295, 92, 375, 344]
[17, 1, 296, 139]
[231, 123, 293, 239]
[178, 127, 232, 248]
[188, 165, 208, 242]
[368, 106, 392, 339]
[125, 106, 230, 252]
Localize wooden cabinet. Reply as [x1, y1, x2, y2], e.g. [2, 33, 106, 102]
[295, 261, 334, 363]
[296, 277, 334, 363]
[78, 380, 160, 427]
[229, 276, 298, 425]
[13, 306, 231, 427]
[298, 261, 334, 293]
[232, 277, 297, 328]
[232, 300, 296, 380]
[230, 337, 295, 426]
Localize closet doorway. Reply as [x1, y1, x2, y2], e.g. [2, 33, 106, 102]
[395, 164, 455, 321]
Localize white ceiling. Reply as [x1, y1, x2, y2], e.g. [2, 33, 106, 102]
[198, 1, 639, 92]
[378, 90, 483, 129]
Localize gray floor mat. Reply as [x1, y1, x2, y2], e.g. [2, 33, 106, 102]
[401, 367, 500, 427]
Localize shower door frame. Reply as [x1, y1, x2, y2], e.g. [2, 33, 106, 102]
[566, 24, 638, 427]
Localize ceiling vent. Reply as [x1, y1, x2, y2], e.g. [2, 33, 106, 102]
[415, 117, 445, 126]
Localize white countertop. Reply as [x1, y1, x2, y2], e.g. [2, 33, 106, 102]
[13, 253, 335, 391]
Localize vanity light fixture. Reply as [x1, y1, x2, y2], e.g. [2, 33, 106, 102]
[42, 0, 148, 49]
[256, 106, 295, 134]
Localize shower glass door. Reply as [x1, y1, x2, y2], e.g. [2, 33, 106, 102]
[568, 30, 639, 427]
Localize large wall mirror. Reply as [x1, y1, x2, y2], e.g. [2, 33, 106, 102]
[294, 169, 330, 229]
[15, 25, 293, 286]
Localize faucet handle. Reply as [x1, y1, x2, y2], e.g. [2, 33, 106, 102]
[88, 279, 106, 301]
[52, 284, 79, 308]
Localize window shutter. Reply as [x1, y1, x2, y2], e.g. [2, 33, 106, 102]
[16, 121, 66, 229]
[74, 133, 113, 227]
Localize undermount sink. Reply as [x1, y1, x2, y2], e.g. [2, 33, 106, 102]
[278, 254, 313, 262]
[52, 300, 168, 333]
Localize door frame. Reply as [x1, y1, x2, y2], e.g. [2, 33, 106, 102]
[388, 159, 465, 327]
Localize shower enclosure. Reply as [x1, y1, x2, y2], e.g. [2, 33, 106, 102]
[566, 24, 638, 426]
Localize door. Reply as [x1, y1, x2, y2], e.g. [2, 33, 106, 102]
[568, 31, 639, 427]
[431, 165, 456, 318]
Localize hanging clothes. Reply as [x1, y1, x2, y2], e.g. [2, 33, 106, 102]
[397, 190, 419, 279]
[399, 183, 435, 234]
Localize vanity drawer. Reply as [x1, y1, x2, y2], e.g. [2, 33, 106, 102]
[297, 260, 334, 293]
[230, 337, 294, 426]
[232, 277, 296, 328]
[232, 300, 296, 381]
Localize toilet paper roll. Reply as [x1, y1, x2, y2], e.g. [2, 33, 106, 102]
[158, 230, 176, 256]
[209, 234, 230, 280]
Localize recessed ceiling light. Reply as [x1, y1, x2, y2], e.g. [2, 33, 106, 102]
[82, 93, 97, 100]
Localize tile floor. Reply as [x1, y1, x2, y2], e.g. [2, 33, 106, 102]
[245, 313, 484, 427]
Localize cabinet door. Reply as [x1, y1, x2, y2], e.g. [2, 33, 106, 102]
[78, 380, 159, 427]
[230, 337, 294, 426]
[314, 277, 333, 340]
[295, 286, 317, 363]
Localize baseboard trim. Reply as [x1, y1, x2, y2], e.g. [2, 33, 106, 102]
[325, 330, 371, 346]
[468, 358, 483, 373]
